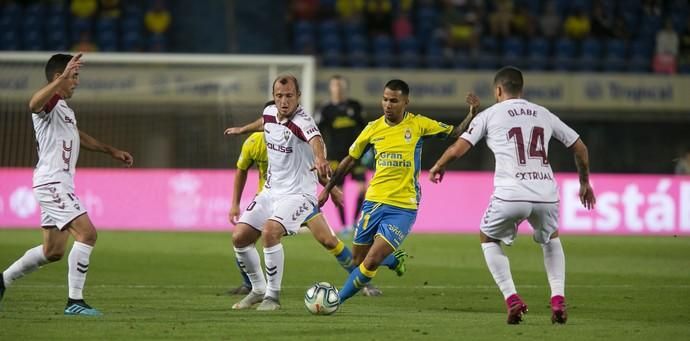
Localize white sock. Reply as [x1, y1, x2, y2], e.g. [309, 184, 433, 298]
[234, 244, 266, 294]
[481, 242, 517, 299]
[263, 244, 284, 300]
[68, 241, 93, 300]
[541, 237, 566, 297]
[3, 245, 49, 287]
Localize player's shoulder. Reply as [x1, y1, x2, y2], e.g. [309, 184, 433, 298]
[247, 131, 264, 143]
[262, 103, 278, 117]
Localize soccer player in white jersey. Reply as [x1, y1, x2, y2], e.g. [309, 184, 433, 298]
[0, 53, 134, 316]
[429, 66, 596, 325]
[223, 75, 331, 311]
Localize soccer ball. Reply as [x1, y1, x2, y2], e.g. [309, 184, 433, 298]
[304, 282, 340, 315]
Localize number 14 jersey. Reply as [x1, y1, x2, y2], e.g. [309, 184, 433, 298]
[461, 98, 579, 202]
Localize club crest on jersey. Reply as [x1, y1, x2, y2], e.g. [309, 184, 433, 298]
[283, 130, 290, 141]
[404, 128, 412, 143]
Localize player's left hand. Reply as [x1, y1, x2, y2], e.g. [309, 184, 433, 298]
[579, 182, 596, 210]
[429, 164, 445, 183]
[112, 150, 134, 167]
[466, 93, 480, 116]
[317, 189, 330, 207]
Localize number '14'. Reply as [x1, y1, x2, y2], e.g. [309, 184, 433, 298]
[507, 126, 549, 165]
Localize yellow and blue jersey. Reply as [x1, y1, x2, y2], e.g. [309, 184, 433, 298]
[236, 132, 268, 193]
[348, 112, 453, 210]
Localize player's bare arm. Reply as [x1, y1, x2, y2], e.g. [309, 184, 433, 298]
[449, 93, 481, 138]
[317, 172, 344, 208]
[224, 117, 263, 135]
[570, 138, 596, 210]
[309, 135, 331, 179]
[318, 155, 356, 207]
[429, 138, 473, 183]
[229, 168, 249, 225]
[78, 130, 134, 167]
[29, 53, 83, 112]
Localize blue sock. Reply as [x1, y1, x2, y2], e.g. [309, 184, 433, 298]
[235, 259, 251, 288]
[328, 240, 355, 273]
[339, 264, 377, 303]
[380, 252, 399, 270]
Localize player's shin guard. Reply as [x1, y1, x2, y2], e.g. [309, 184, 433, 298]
[234, 245, 266, 294]
[541, 238, 565, 297]
[481, 242, 517, 299]
[3, 245, 49, 287]
[339, 263, 377, 303]
[263, 244, 284, 300]
[68, 242, 93, 300]
[328, 240, 354, 272]
[235, 259, 252, 289]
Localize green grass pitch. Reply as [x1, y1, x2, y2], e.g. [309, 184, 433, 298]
[0, 229, 689, 340]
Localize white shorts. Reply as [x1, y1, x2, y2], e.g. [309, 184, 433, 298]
[238, 191, 317, 235]
[33, 182, 87, 230]
[480, 196, 559, 245]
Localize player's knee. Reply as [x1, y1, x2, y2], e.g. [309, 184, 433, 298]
[261, 225, 283, 246]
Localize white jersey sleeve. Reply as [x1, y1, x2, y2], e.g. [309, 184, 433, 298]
[548, 111, 580, 148]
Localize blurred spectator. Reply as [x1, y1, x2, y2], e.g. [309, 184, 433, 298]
[72, 31, 98, 52]
[656, 19, 679, 57]
[489, 0, 513, 37]
[336, 0, 365, 20]
[511, 7, 536, 38]
[437, 0, 480, 55]
[642, 0, 662, 17]
[540, 1, 561, 39]
[591, 1, 613, 37]
[564, 8, 591, 40]
[100, 0, 121, 18]
[71, 0, 97, 18]
[392, 10, 413, 42]
[653, 18, 679, 74]
[611, 17, 630, 40]
[674, 149, 690, 175]
[365, 0, 392, 36]
[145, 0, 171, 35]
[291, 0, 318, 20]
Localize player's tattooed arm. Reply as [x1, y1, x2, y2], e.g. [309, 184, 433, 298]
[79, 130, 134, 167]
[224, 117, 263, 135]
[449, 93, 481, 138]
[318, 155, 356, 207]
[570, 138, 596, 210]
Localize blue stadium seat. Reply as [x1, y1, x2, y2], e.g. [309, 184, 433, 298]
[346, 34, 367, 54]
[148, 34, 167, 52]
[415, 6, 438, 41]
[22, 29, 44, 51]
[603, 39, 627, 72]
[293, 20, 314, 39]
[1, 30, 20, 51]
[452, 50, 474, 69]
[553, 38, 577, 71]
[122, 31, 142, 51]
[319, 33, 341, 54]
[343, 20, 365, 37]
[319, 20, 339, 37]
[71, 18, 92, 43]
[526, 38, 549, 70]
[502, 37, 525, 68]
[371, 35, 393, 54]
[97, 17, 118, 36]
[47, 30, 68, 51]
[398, 36, 418, 54]
[514, 0, 540, 15]
[98, 30, 118, 51]
[348, 50, 369, 68]
[321, 50, 342, 67]
[399, 51, 420, 69]
[579, 38, 602, 71]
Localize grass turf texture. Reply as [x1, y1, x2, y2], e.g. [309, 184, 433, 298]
[0, 230, 688, 340]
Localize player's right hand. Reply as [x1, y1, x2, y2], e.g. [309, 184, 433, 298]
[60, 53, 83, 80]
[229, 205, 241, 225]
[224, 127, 242, 135]
[317, 189, 330, 207]
[579, 183, 596, 210]
[429, 164, 445, 184]
[466, 92, 480, 116]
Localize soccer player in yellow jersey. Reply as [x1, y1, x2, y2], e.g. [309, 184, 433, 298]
[319, 79, 480, 303]
[225, 127, 385, 298]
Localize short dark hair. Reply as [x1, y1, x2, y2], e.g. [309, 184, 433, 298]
[272, 75, 300, 95]
[493, 66, 524, 95]
[384, 79, 409, 96]
[45, 54, 72, 82]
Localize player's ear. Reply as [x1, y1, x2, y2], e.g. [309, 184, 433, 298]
[52, 72, 62, 82]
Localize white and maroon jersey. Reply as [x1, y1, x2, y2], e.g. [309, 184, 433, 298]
[261, 104, 321, 197]
[32, 94, 80, 188]
[461, 98, 579, 202]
